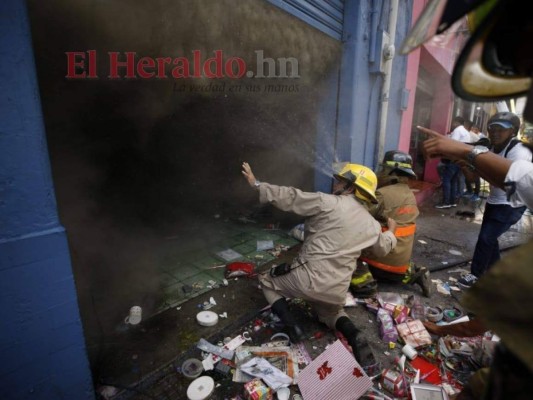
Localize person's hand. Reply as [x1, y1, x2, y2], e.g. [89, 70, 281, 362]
[386, 217, 397, 234]
[423, 321, 443, 335]
[418, 126, 471, 161]
[241, 162, 257, 188]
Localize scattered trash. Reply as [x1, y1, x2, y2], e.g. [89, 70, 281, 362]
[396, 320, 432, 348]
[219, 312, 228, 318]
[441, 261, 449, 265]
[447, 268, 469, 274]
[124, 306, 142, 325]
[344, 291, 357, 307]
[448, 249, 463, 256]
[186, 376, 215, 400]
[240, 357, 292, 391]
[207, 280, 219, 289]
[214, 360, 232, 377]
[256, 240, 274, 251]
[270, 332, 290, 345]
[409, 383, 449, 400]
[277, 387, 291, 400]
[293, 341, 312, 365]
[243, 377, 273, 400]
[196, 311, 218, 327]
[436, 283, 451, 295]
[377, 308, 398, 343]
[410, 296, 426, 321]
[225, 262, 256, 278]
[381, 368, 407, 398]
[206, 264, 226, 269]
[197, 338, 234, 361]
[443, 307, 463, 322]
[377, 292, 405, 307]
[297, 340, 372, 400]
[216, 248, 243, 262]
[418, 240, 427, 244]
[233, 346, 298, 383]
[181, 358, 203, 379]
[97, 386, 118, 400]
[222, 278, 229, 286]
[426, 307, 443, 323]
[401, 344, 418, 360]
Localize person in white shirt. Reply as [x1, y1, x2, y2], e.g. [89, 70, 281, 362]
[465, 124, 484, 199]
[419, 127, 533, 216]
[451, 117, 473, 196]
[402, 1, 533, 397]
[450, 116, 472, 143]
[469, 125, 481, 143]
[435, 116, 471, 208]
[457, 112, 532, 288]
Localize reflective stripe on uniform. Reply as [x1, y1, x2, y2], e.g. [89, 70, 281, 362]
[396, 206, 418, 215]
[382, 223, 416, 237]
[360, 257, 409, 274]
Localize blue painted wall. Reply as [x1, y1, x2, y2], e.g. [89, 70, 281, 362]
[273, 0, 412, 188]
[336, 0, 411, 168]
[0, 1, 95, 399]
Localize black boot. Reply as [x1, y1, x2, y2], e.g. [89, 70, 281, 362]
[408, 264, 432, 298]
[335, 316, 377, 370]
[271, 298, 305, 343]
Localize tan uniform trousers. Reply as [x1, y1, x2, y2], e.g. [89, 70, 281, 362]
[260, 263, 347, 329]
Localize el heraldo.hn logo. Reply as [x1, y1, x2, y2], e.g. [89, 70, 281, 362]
[65, 50, 300, 79]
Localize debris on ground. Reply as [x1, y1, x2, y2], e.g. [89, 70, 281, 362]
[172, 279, 496, 399]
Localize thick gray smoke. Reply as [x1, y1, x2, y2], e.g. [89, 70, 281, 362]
[27, 0, 341, 366]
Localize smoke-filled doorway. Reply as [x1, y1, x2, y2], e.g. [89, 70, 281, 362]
[27, 0, 341, 374]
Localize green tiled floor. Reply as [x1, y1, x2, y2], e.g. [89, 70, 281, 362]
[154, 222, 299, 314]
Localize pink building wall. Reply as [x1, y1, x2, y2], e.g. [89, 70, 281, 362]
[399, 0, 467, 184]
[397, 0, 424, 153]
[398, 48, 420, 153]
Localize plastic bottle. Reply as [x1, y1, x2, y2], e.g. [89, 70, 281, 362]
[411, 295, 426, 321]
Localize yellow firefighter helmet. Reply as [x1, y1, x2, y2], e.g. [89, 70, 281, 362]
[334, 163, 378, 204]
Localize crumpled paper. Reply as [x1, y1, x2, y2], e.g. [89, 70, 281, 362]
[240, 357, 292, 391]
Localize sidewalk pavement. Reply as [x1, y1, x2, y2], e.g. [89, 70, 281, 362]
[93, 183, 533, 400]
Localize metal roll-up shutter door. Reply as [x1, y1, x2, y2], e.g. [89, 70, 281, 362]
[266, 0, 345, 40]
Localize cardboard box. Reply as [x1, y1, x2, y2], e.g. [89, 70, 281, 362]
[396, 319, 432, 348]
[297, 340, 373, 400]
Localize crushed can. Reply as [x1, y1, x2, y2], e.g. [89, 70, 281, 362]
[381, 368, 407, 398]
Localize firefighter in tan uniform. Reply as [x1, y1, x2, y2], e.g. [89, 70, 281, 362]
[242, 162, 397, 370]
[352, 151, 431, 297]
